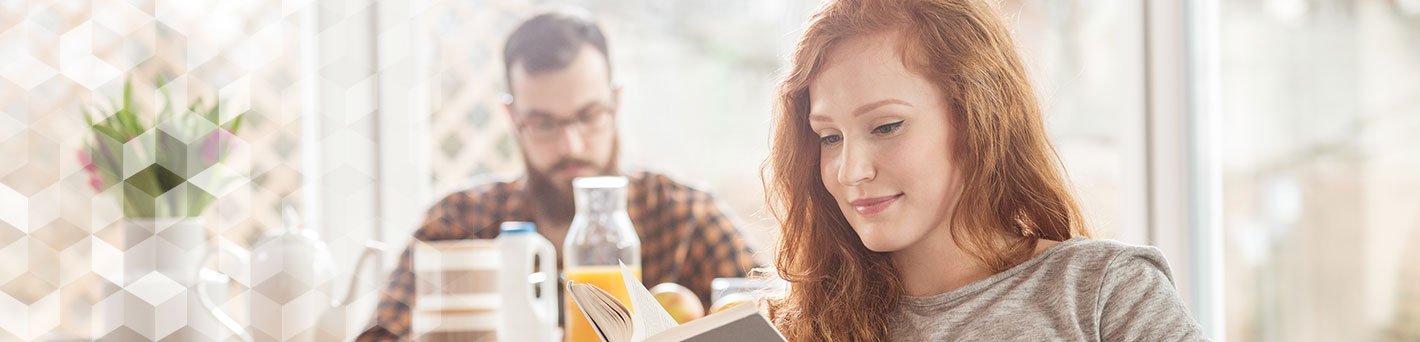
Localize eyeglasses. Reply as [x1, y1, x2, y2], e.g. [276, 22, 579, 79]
[515, 106, 614, 142]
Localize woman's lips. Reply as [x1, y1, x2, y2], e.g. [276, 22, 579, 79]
[850, 193, 903, 216]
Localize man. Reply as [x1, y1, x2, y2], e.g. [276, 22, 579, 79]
[356, 7, 759, 340]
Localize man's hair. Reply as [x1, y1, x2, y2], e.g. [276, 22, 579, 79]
[503, 7, 611, 92]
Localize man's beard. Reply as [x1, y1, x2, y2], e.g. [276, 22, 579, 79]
[523, 140, 619, 223]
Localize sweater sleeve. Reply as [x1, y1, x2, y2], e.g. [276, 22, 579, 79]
[1097, 246, 1209, 341]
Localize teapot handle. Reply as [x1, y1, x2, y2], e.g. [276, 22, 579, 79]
[335, 240, 388, 307]
[196, 239, 253, 342]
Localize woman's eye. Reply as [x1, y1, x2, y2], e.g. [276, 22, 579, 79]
[873, 121, 904, 135]
[819, 134, 842, 146]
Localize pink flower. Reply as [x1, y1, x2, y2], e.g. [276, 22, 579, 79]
[78, 148, 106, 192]
[76, 149, 96, 172]
[202, 133, 221, 164]
[88, 174, 104, 192]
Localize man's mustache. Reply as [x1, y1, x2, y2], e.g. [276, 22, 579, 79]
[551, 159, 596, 173]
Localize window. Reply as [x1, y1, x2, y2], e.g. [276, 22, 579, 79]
[1218, 1, 1420, 340]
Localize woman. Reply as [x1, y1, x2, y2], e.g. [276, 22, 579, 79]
[762, 0, 1206, 340]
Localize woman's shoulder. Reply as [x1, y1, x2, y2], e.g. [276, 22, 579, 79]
[1040, 237, 1175, 282]
[1050, 237, 1168, 263]
[1053, 238, 1205, 340]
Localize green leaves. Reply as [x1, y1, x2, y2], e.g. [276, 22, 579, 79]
[80, 76, 247, 218]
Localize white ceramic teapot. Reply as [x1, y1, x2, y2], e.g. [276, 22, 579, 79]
[200, 206, 385, 342]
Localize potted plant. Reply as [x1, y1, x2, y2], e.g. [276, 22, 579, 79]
[79, 77, 245, 282]
[79, 79, 244, 218]
[78, 78, 250, 340]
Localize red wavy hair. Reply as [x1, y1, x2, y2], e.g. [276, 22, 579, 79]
[761, 0, 1091, 340]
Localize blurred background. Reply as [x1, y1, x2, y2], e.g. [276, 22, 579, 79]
[1, 0, 1417, 341]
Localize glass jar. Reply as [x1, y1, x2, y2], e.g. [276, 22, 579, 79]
[562, 176, 641, 342]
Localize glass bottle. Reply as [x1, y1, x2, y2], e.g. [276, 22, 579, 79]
[562, 176, 641, 342]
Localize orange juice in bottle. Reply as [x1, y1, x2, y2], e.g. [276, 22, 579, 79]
[564, 265, 641, 341]
[562, 176, 640, 342]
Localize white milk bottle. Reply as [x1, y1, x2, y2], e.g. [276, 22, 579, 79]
[496, 221, 560, 342]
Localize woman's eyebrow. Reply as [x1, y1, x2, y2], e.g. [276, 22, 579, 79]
[809, 98, 912, 123]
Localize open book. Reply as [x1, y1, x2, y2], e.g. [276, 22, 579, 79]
[566, 262, 786, 342]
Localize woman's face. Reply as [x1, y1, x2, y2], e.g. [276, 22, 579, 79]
[807, 31, 964, 253]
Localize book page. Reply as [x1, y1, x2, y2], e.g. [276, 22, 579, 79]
[619, 262, 679, 342]
[567, 281, 634, 342]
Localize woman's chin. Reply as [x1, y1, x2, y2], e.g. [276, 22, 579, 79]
[855, 229, 910, 253]
[862, 242, 900, 253]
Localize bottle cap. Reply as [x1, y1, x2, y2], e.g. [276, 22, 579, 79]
[500, 221, 537, 234]
[573, 176, 628, 189]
